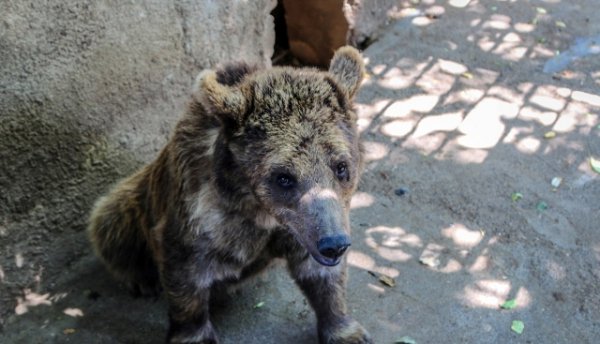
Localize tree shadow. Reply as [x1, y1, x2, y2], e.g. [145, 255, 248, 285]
[345, 1, 599, 342]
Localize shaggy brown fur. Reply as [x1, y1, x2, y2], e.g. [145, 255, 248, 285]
[88, 46, 372, 344]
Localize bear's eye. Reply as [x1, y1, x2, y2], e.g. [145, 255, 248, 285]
[276, 173, 296, 189]
[335, 162, 350, 182]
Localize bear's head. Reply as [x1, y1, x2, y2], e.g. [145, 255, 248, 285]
[195, 47, 365, 267]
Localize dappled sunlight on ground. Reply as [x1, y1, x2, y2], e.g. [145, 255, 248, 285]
[63, 307, 84, 317]
[364, 226, 421, 263]
[461, 280, 532, 309]
[14, 289, 68, 315]
[441, 223, 483, 248]
[358, 55, 600, 164]
[345, 0, 599, 342]
[348, 250, 401, 278]
[359, 50, 597, 163]
[358, 0, 599, 166]
[360, 141, 390, 161]
[350, 192, 376, 208]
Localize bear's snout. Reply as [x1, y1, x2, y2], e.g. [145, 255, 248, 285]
[317, 235, 351, 261]
[293, 186, 351, 266]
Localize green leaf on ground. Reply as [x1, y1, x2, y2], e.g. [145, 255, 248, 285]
[254, 301, 265, 309]
[536, 201, 548, 211]
[511, 192, 523, 202]
[395, 336, 417, 344]
[591, 157, 600, 174]
[536, 7, 547, 14]
[461, 72, 474, 79]
[500, 299, 517, 310]
[544, 131, 556, 139]
[511, 320, 525, 334]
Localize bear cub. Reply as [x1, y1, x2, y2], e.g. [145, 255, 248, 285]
[88, 46, 372, 344]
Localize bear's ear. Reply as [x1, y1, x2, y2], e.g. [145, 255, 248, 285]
[193, 69, 246, 126]
[328, 46, 365, 99]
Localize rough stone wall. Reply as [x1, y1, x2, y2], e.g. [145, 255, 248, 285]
[0, 0, 275, 327]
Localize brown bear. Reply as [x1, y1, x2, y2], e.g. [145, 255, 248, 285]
[88, 46, 372, 344]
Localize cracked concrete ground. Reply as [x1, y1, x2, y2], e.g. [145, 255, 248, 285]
[1, 0, 599, 343]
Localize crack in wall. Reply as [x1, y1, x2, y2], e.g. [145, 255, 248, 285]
[174, 0, 198, 68]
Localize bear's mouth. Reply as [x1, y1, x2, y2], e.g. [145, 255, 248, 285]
[284, 223, 347, 267]
[309, 252, 343, 267]
[292, 232, 344, 267]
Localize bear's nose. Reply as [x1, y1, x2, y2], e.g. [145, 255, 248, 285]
[317, 235, 351, 260]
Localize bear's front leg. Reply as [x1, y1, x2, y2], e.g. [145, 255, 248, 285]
[165, 289, 217, 344]
[288, 255, 373, 344]
[162, 257, 219, 344]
